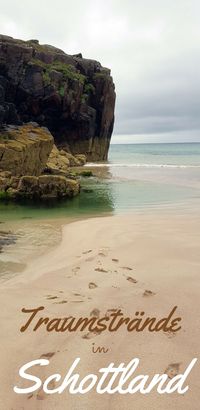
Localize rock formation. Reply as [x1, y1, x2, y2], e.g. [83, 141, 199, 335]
[0, 34, 116, 161]
[0, 123, 80, 200]
[0, 168, 80, 201]
[0, 123, 54, 176]
[45, 145, 86, 175]
[15, 175, 80, 200]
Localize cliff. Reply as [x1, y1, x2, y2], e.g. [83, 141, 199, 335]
[0, 34, 116, 161]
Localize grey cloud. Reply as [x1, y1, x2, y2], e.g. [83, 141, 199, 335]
[0, 0, 200, 140]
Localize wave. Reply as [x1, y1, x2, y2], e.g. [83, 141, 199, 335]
[85, 163, 200, 169]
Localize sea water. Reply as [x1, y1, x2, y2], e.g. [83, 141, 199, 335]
[109, 142, 200, 167]
[0, 142, 200, 222]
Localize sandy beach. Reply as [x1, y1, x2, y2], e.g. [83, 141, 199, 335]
[0, 211, 200, 409]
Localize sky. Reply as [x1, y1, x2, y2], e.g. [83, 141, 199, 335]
[1, 0, 200, 143]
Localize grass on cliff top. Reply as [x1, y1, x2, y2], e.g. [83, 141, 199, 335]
[30, 58, 86, 86]
[30, 58, 98, 101]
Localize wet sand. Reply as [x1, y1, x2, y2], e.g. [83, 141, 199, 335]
[0, 211, 200, 409]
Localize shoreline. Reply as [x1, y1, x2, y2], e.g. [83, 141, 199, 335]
[1, 199, 200, 283]
[0, 210, 200, 408]
[0, 212, 114, 283]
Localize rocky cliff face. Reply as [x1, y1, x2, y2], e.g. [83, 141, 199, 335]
[0, 34, 116, 161]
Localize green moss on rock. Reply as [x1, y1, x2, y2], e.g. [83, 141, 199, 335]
[79, 170, 93, 177]
[84, 83, 95, 94]
[30, 58, 86, 87]
[0, 190, 13, 200]
[59, 85, 65, 97]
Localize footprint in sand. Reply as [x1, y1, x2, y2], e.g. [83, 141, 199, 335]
[165, 330, 176, 339]
[164, 363, 181, 379]
[72, 267, 80, 274]
[143, 290, 156, 297]
[82, 332, 95, 340]
[95, 267, 108, 273]
[37, 380, 55, 399]
[99, 247, 109, 257]
[90, 308, 100, 318]
[54, 300, 68, 304]
[82, 329, 101, 340]
[40, 352, 56, 359]
[27, 367, 56, 400]
[126, 276, 138, 284]
[85, 256, 95, 262]
[46, 296, 58, 300]
[121, 266, 133, 271]
[83, 249, 92, 254]
[89, 282, 98, 289]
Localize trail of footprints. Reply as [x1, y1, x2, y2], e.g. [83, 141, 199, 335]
[27, 249, 174, 403]
[43, 248, 157, 341]
[86, 248, 156, 298]
[44, 247, 156, 304]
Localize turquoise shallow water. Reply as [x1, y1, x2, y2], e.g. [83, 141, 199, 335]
[0, 142, 200, 222]
[0, 142, 200, 279]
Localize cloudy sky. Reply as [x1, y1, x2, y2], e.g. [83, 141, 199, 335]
[1, 0, 200, 142]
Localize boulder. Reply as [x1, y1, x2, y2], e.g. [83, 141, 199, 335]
[17, 176, 38, 197]
[45, 144, 70, 174]
[0, 123, 54, 176]
[74, 154, 87, 165]
[38, 175, 66, 199]
[13, 174, 80, 200]
[60, 151, 81, 167]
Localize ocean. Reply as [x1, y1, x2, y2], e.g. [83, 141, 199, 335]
[0, 142, 200, 222]
[84, 142, 200, 213]
[109, 142, 200, 167]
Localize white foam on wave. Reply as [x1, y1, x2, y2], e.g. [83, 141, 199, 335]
[85, 162, 200, 169]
